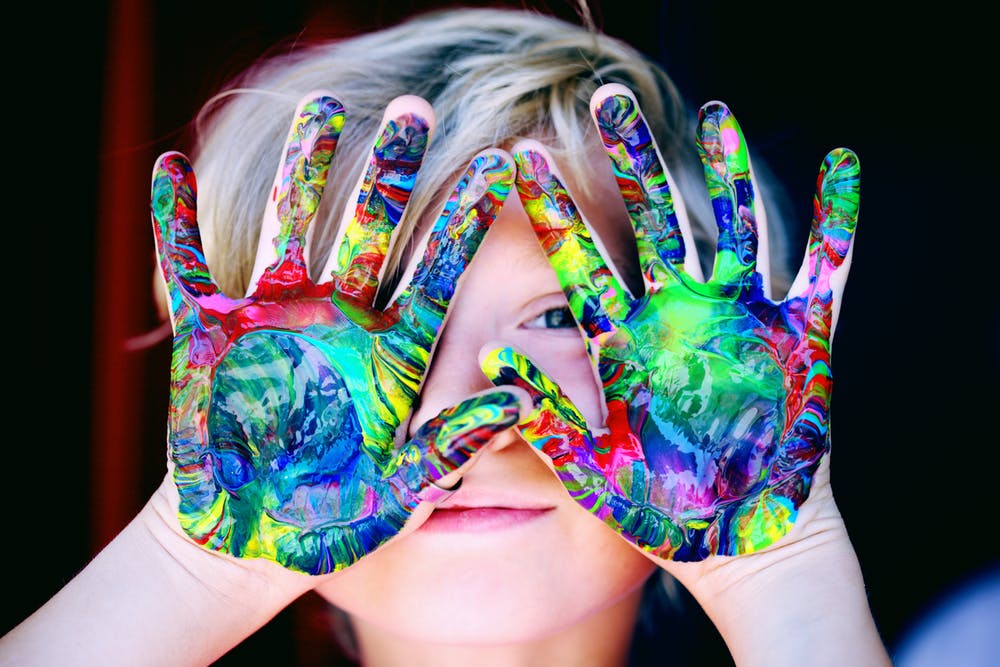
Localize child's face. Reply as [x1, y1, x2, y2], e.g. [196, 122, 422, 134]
[314, 147, 657, 644]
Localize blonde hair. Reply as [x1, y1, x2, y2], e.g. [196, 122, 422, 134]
[191, 6, 791, 300]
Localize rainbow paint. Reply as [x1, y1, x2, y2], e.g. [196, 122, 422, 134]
[152, 95, 519, 574]
[489, 95, 859, 561]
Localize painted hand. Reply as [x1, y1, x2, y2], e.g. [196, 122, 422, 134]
[152, 92, 520, 574]
[483, 87, 859, 561]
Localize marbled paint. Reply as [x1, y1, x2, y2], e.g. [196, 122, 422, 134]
[489, 96, 859, 561]
[152, 95, 519, 574]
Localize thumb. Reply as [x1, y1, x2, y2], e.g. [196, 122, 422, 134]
[478, 345, 591, 462]
[394, 388, 524, 503]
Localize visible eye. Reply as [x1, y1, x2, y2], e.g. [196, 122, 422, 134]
[522, 306, 577, 330]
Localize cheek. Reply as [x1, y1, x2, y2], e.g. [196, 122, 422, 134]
[313, 498, 657, 645]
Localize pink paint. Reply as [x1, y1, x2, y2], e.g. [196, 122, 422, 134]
[721, 126, 741, 153]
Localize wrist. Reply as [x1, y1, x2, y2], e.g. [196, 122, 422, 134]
[688, 527, 887, 667]
[659, 466, 891, 667]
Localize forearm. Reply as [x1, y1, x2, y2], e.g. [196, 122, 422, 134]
[1, 487, 310, 666]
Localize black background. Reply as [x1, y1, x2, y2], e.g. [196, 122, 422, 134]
[9, 1, 998, 664]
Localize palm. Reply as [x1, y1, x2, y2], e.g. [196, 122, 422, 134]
[486, 92, 858, 561]
[153, 95, 518, 574]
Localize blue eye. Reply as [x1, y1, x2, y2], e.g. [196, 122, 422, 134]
[524, 307, 576, 330]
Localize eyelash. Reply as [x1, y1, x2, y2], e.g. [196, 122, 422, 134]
[522, 306, 577, 330]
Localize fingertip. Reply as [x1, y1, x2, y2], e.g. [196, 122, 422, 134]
[698, 99, 732, 120]
[298, 87, 341, 102]
[151, 153, 197, 220]
[510, 137, 548, 160]
[509, 144, 578, 212]
[154, 150, 190, 166]
[296, 88, 345, 111]
[510, 139, 564, 182]
[820, 146, 860, 180]
[473, 146, 515, 167]
[370, 98, 434, 171]
[462, 386, 531, 425]
[590, 86, 643, 141]
[382, 94, 436, 135]
[291, 91, 347, 144]
[477, 343, 513, 378]
[816, 148, 861, 236]
[589, 82, 638, 115]
[828, 146, 860, 166]
[697, 101, 745, 155]
[467, 148, 516, 192]
[438, 149, 515, 239]
[448, 389, 522, 429]
[412, 389, 528, 492]
[152, 151, 193, 184]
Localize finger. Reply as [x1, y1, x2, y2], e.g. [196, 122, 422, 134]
[778, 150, 860, 471]
[481, 345, 619, 515]
[696, 101, 759, 288]
[512, 141, 631, 337]
[479, 346, 590, 463]
[786, 148, 861, 336]
[393, 388, 524, 502]
[749, 162, 773, 299]
[323, 96, 434, 323]
[150, 151, 218, 328]
[591, 83, 698, 290]
[249, 92, 345, 297]
[384, 149, 514, 344]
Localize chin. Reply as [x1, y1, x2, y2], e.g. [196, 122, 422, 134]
[314, 502, 658, 645]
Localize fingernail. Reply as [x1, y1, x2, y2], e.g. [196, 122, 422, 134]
[373, 112, 430, 164]
[294, 96, 344, 167]
[698, 101, 749, 181]
[594, 93, 639, 143]
[462, 152, 514, 210]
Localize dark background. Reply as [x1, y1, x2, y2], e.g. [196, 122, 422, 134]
[9, 1, 997, 665]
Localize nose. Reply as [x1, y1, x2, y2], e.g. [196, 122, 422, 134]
[407, 323, 499, 439]
[403, 192, 529, 446]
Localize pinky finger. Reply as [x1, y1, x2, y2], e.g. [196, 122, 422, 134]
[150, 152, 218, 323]
[787, 148, 860, 334]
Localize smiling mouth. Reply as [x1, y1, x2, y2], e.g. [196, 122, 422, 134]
[419, 506, 555, 533]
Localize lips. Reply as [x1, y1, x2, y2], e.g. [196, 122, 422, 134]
[420, 487, 557, 533]
[435, 486, 555, 511]
[419, 506, 555, 533]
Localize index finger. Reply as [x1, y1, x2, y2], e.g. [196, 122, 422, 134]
[384, 149, 515, 348]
